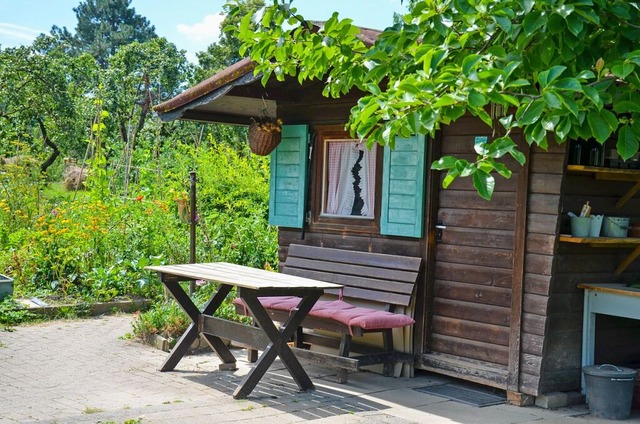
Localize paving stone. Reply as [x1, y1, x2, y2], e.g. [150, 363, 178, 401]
[2, 314, 640, 423]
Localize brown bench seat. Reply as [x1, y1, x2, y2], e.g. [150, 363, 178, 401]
[233, 244, 422, 382]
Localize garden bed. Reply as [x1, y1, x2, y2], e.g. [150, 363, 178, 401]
[15, 296, 150, 317]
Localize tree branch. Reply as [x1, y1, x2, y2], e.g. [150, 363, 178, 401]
[37, 118, 60, 174]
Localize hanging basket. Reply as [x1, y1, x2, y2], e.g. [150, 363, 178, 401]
[248, 118, 283, 156]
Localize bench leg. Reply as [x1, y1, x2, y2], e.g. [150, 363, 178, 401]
[336, 333, 352, 384]
[294, 326, 305, 348]
[247, 320, 259, 363]
[382, 329, 394, 377]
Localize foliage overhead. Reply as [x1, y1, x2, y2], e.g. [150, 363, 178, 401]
[52, 0, 157, 67]
[229, 0, 640, 199]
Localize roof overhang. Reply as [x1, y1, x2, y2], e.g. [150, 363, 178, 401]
[153, 23, 382, 126]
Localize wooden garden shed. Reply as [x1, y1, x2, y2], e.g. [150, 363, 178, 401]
[154, 25, 640, 402]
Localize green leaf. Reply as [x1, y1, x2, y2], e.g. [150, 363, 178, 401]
[576, 70, 596, 81]
[443, 168, 459, 188]
[516, 99, 545, 125]
[484, 136, 517, 159]
[487, 46, 507, 58]
[617, 124, 639, 160]
[555, 4, 575, 18]
[611, 63, 634, 79]
[582, 86, 602, 109]
[472, 170, 495, 201]
[492, 161, 513, 179]
[494, 16, 512, 33]
[542, 116, 559, 131]
[546, 66, 566, 85]
[556, 118, 572, 140]
[601, 108, 619, 132]
[587, 110, 613, 143]
[543, 90, 563, 109]
[614, 100, 640, 114]
[519, 0, 535, 14]
[434, 94, 458, 108]
[468, 89, 488, 108]
[551, 78, 582, 92]
[510, 149, 527, 165]
[523, 11, 548, 36]
[565, 13, 583, 36]
[432, 156, 457, 170]
[462, 54, 482, 75]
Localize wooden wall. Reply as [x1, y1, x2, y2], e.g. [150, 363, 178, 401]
[273, 106, 640, 397]
[417, 116, 522, 389]
[519, 141, 567, 395]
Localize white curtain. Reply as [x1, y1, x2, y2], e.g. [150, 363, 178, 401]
[325, 142, 376, 217]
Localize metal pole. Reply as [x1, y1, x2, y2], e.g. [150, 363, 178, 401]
[189, 170, 197, 295]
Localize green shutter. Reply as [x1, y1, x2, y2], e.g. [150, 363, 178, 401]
[380, 135, 426, 238]
[268, 125, 309, 228]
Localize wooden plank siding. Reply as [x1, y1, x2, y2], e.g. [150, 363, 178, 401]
[419, 116, 522, 390]
[519, 142, 565, 395]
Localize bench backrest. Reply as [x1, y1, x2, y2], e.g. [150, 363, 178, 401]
[282, 244, 422, 308]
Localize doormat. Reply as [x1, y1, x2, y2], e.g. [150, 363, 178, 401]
[413, 384, 505, 407]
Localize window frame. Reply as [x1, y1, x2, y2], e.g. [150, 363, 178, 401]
[310, 125, 382, 233]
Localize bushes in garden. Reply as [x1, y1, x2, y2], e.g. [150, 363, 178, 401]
[0, 134, 277, 327]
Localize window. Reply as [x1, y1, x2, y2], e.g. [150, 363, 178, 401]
[270, 124, 425, 237]
[321, 139, 377, 219]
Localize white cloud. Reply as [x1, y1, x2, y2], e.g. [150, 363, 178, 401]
[0, 23, 42, 42]
[176, 13, 225, 43]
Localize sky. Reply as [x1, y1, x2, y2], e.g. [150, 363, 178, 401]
[0, 0, 407, 62]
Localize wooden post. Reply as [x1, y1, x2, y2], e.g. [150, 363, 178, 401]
[189, 171, 197, 295]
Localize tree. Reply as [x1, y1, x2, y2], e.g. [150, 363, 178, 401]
[0, 36, 99, 173]
[104, 37, 191, 150]
[230, 0, 640, 199]
[101, 37, 191, 194]
[53, 0, 157, 68]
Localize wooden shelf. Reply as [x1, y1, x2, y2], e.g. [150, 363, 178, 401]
[566, 165, 640, 208]
[559, 235, 640, 274]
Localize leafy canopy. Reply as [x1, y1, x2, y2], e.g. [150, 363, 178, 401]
[229, 0, 640, 199]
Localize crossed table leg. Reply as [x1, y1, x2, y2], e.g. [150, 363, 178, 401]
[158, 275, 323, 399]
[160, 278, 237, 372]
[233, 287, 322, 399]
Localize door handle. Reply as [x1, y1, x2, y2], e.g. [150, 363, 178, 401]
[435, 221, 446, 243]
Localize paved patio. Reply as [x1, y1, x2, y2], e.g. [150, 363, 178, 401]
[1, 314, 638, 423]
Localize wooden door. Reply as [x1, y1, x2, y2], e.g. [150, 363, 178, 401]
[421, 116, 527, 389]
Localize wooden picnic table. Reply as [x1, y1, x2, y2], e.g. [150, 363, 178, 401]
[145, 262, 342, 399]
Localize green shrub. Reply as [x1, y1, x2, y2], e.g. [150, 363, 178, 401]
[0, 132, 278, 337]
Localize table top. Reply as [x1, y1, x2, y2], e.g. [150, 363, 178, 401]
[577, 283, 640, 298]
[146, 262, 342, 291]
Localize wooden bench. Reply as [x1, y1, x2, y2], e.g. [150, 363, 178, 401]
[234, 244, 422, 383]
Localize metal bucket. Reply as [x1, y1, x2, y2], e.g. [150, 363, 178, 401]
[583, 364, 637, 420]
[602, 217, 630, 237]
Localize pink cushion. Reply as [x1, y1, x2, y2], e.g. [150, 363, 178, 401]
[234, 297, 414, 333]
[309, 300, 414, 330]
[233, 296, 302, 312]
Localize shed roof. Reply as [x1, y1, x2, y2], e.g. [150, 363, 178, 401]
[153, 22, 382, 125]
